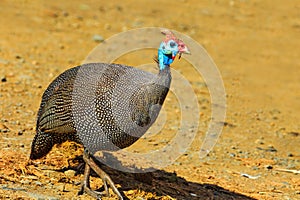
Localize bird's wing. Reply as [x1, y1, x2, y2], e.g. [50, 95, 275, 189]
[37, 69, 77, 135]
[37, 67, 79, 119]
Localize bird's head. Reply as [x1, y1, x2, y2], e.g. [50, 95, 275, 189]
[157, 29, 190, 70]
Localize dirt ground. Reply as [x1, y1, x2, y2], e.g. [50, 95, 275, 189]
[0, 0, 299, 199]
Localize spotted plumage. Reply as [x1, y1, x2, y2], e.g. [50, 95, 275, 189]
[30, 30, 190, 199]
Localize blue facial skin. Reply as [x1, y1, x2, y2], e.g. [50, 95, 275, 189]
[158, 40, 179, 70]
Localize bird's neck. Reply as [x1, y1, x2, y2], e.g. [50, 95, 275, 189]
[159, 64, 170, 74]
[157, 49, 173, 85]
[158, 49, 174, 71]
[158, 64, 171, 87]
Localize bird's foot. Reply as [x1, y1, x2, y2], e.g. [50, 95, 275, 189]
[78, 150, 123, 200]
[78, 184, 105, 200]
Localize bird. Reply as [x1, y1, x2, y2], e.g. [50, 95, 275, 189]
[30, 30, 190, 199]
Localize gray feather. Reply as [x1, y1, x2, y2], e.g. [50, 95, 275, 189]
[30, 63, 171, 159]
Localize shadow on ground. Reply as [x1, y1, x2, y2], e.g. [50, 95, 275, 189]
[60, 152, 256, 200]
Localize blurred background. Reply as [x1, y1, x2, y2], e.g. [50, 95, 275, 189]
[0, 0, 299, 199]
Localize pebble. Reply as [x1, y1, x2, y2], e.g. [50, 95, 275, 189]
[229, 153, 236, 157]
[63, 183, 73, 192]
[190, 193, 198, 197]
[265, 165, 273, 170]
[31, 60, 38, 65]
[287, 153, 294, 157]
[15, 55, 22, 59]
[266, 145, 277, 152]
[287, 131, 299, 137]
[0, 128, 10, 133]
[34, 181, 43, 186]
[1, 76, 7, 82]
[20, 179, 30, 184]
[126, 190, 135, 195]
[54, 183, 64, 191]
[64, 169, 76, 178]
[255, 139, 264, 145]
[92, 34, 104, 42]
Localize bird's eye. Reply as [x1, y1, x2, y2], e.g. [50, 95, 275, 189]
[169, 41, 176, 47]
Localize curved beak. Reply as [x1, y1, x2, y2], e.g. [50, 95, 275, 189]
[178, 45, 191, 59]
[180, 45, 191, 55]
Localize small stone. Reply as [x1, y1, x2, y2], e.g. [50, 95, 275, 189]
[16, 103, 23, 107]
[64, 169, 76, 178]
[265, 165, 273, 170]
[287, 132, 299, 137]
[20, 180, 30, 184]
[190, 193, 198, 197]
[1, 128, 9, 133]
[266, 145, 277, 152]
[32, 60, 39, 65]
[92, 34, 104, 42]
[54, 183, 64, 191]
[229, 153, 236, 157]
[1, 76, 7, 82]
[63, 183, 73, 192]
[18, 130, 23, 135]
[35, 181, 43, 186]
[255, 139, 264, 145]
[287, 153, 294, 157]
[126, 190, 135, 195]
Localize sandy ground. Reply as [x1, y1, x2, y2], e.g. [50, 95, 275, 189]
[0, 0, 299, 199]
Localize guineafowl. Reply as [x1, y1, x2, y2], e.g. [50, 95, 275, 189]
[30, 30, 190, 199]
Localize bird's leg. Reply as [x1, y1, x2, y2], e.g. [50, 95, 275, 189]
[78, 150, 123, 200]
[78, 161, 102, 199]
